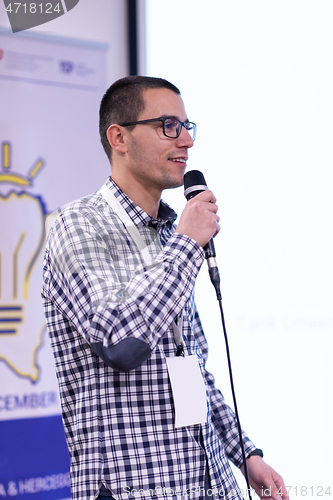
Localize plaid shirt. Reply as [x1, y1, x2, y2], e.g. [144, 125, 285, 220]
[42, 177, 256, 500]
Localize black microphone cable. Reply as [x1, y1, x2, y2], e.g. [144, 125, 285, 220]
[184, 170, 253, 500]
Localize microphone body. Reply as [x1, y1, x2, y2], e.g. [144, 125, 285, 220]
[183, 170, 221, 298]
[183, 170, 217, 267]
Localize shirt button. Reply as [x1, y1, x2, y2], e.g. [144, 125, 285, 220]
[195, 258, 202, 267]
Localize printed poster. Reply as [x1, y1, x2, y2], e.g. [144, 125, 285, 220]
[0, 28, 108, 499]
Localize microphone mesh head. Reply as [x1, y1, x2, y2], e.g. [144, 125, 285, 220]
[184, 170, 207, 191]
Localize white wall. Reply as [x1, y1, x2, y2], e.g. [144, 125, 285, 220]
[146, 0, 333, 495]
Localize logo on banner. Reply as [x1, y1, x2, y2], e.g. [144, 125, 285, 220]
[59, 60, 74, 74]
[0, 141, 51, 382]
[3, 0, 81, 33]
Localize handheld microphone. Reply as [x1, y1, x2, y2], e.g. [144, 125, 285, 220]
[183, 170, 221, 299]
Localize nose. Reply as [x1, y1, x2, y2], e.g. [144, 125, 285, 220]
[177, 125, 194, 148]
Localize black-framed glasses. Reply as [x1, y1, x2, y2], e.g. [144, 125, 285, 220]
[119, 116, 197, 141]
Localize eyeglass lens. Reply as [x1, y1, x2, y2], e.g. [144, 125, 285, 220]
[163, 118, 195, 140]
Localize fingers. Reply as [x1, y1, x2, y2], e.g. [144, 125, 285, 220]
[273, 474, 289, 500]
[192, 189, 217, 205]
[175, 190, 220, 248]
[190, 191, 220, 236]
[188, 190, 219, 218]
[241, 458, 289, 500]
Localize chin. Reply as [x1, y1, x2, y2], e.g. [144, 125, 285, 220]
[167, 170, 186, 188]
[162, 177, 184, 190]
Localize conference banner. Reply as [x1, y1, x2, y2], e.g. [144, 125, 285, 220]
[0, 28, 108, 499]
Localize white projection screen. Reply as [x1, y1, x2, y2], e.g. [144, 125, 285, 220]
[146, 1, 332, 495]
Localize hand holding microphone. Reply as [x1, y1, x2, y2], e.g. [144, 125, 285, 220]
[175, 189, 220, 248]
[176, 170, 222, 298]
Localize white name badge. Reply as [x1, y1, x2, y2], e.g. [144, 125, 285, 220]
[166, 355, 207, 428]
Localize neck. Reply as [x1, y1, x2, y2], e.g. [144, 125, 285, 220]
[110, 172, 161, 218]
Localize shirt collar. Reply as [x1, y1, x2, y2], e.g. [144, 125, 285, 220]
[105, 177, 178, 230]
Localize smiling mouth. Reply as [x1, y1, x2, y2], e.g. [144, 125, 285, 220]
[168, 158, 187, 163]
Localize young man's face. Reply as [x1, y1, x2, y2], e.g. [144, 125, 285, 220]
[123, 87, 194, 194]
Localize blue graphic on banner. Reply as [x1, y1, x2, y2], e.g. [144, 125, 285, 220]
[0, 415, 71, 499]
[59, 61, 74, 74]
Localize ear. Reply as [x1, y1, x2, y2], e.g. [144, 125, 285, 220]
[106, 124, 128, 153]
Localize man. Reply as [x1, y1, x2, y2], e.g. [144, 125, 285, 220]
[42, 76, 288, 500]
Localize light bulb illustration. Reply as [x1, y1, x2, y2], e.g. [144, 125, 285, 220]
[0, 141, 47, 382]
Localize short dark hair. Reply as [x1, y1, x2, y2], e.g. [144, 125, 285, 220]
[99, 75, 180, 161]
